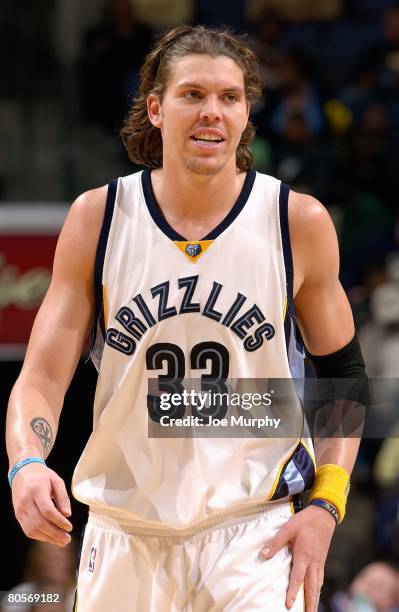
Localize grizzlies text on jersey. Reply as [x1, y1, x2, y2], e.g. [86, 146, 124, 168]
[72, 169, 315, 530]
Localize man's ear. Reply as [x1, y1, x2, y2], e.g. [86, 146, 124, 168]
[147, 94, 163, 128]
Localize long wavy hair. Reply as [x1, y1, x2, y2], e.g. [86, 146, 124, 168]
[120, 25, 263, 170]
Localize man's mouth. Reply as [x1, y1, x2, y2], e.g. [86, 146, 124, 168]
[191, 133, 225, 145]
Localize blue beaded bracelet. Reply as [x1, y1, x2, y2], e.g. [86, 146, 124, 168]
[310, 498, 339, 525]
[8, 457, 46, 487]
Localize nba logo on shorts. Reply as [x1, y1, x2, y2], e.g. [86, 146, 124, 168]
[89, 546, 97, 572]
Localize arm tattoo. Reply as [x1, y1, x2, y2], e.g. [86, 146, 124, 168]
[31, 417, 53, 459]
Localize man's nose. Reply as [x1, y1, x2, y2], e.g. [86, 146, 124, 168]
[199, 95, 222, 121]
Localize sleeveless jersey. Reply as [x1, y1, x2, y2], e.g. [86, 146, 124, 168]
[71, 169, 315, 530]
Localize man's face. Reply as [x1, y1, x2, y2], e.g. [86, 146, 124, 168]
[147, 54, 250, 176]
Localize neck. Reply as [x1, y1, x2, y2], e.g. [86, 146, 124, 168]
[151, 159, 247, 225]
[150, 160, 248, 240]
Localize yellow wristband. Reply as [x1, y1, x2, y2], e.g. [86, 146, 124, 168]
[309, 464, 350, 523]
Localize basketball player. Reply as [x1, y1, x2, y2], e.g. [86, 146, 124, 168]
[6, 26, 367, 612]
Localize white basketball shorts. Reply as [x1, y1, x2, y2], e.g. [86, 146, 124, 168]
[74, 501, 304, 612]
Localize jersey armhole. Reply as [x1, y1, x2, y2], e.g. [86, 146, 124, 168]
[279, 182, 294, 308]
[91, 179, 118, 346]
[278, 182, 305, 372]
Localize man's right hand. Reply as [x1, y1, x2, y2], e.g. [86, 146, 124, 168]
[11, 463, 73, 547]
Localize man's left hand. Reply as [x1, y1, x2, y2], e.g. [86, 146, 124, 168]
[259, 505, 336, 612]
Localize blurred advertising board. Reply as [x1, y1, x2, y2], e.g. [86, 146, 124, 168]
[0, 206, 68, 359]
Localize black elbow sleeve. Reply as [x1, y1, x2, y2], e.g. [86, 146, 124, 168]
[305, 333, 366, 379]
[305, 334, 369, 425]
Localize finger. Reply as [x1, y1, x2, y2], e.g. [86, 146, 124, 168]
[303, 565, 320, 612]
[22, 520, 58, 546]
[35, 490, 73, 532]
[32, 502, 72, 546]
[286, 558, 307, 609]
[21, 505, 71, 547]
[259, 523, 293, 559]
[314, 567, 325, 611]
[50, 472, 72, 516]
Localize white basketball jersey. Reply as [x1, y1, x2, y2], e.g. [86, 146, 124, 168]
[72, 169, 315, 530]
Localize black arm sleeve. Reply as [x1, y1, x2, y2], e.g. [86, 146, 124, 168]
[304, 333, 369, 436]
[305, 333, 366, 378]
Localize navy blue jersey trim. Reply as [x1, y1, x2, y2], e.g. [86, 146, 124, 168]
[279, 182, 304, 357]
[292, 443, 315, 490]
[142, 169, 185, 240]
[291, 493, 303, 513]
[270, 442, 315, 500]
[280, 182, 294, 355]
[141, 168, 256, 241]
[93, 179, 118, 341]
[279, 182, 294, 308]
[204, 169, 256, 240]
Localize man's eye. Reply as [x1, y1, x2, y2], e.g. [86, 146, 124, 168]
[224, 94, 238, 102]
[185, 91, 201, 99]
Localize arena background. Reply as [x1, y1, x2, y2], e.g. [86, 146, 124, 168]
[1, 1, 399, 609]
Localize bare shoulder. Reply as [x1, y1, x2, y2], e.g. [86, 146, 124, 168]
[288, 190, 339, 289]
[288, 191, 336, 240]
[66, 184, 108, 235]
[53, 185, 108, 279]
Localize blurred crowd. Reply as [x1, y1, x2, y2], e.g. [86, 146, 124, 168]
[2, 0, 399, 289]
[1, 0, 399, 609]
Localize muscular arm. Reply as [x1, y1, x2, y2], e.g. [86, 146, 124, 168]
[290, 191, 359, 473]
[6, 185, 106, 545]
[261, 192, 363, 612]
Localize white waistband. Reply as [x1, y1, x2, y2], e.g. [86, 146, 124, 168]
[87, 499, 293, 537]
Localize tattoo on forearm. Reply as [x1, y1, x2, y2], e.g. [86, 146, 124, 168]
[31, 417, 53, 458]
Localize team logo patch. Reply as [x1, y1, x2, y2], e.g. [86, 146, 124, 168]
[185, 243, 202, 257]
[89, 546, 97, 573]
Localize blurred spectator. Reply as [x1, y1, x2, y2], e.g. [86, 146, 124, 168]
[1, 3, 57, 96]
[338, 66, 380, 121]
[250, 135, 273, 173]
[272, 112, 333, 200]
[373, 421, 399, 558]
[194, 0, 246, 31]
[359, 280, 399, 377]
[0, 540, 77, 612]
[252, 10, 285, 91]
[346, 100, 397, 206]
[344, 0, 394, 20]
[246, 0, 343, 23]
[335, 99, 398, 288]
[330, 562, 399, 611]
[269, 49, 324, 136]
[354, 258, 399, 560]
[355, 6, 399, 128]
[369, 282, 399, 377]
[79, 0, 153, 132]
[55, 0, 107, 66]
[131, 0, 194, 31]
[357, 6, 399, 90]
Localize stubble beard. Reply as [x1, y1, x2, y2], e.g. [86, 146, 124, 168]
[182, 154, 228, 176]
